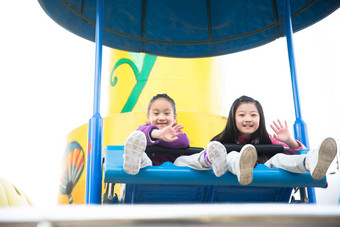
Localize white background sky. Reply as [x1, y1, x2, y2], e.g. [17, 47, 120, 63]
[0, 1, 339, 207]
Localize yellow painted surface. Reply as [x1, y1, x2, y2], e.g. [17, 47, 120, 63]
[107, 50, 226, 116]
[58, 49, 228, 204]
[103, 111, 226, 148]
[58, 124, 88, 205]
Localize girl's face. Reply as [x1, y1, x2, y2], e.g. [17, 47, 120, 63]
[147, 98, 176, 129]
[235, 102, 260, 138]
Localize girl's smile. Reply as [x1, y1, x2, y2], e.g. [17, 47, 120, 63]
[235, 103, 260, 137]
[147, 98, 176, 129]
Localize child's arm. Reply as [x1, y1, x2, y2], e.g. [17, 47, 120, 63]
[156, 131, 190, 149]
[270, 119, 301, 149]
[137, 123, 190, 148]
[150, 123, 190, 148]
[150, 123, 184, 142]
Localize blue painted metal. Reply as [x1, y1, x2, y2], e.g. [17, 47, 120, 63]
[38, 0, 340, 58]
[307, 187, 317, 203]
[86, 115, 103, 204]
[123, 184, 292, 204]
[207, 186, 216, 203]
[284, 0, 309, 148]
[104, 146, 326, 204]
[104, 146, 327, 188]
[36, 0, 338, 204]
[85, 0, 104, 205]
[284, 0, 314, 203]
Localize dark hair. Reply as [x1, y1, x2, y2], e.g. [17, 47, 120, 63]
[211, 95, 272, 145]
[147, 93, 176, 114]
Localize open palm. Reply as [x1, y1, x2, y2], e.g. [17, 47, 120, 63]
[270, 120, 291, 143]
[159, 123, 184, 142]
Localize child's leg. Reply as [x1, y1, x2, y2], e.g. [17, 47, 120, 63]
[173, 152, 207, 170]
[265, 138, 337, 180]
[306, 137, 337, 180]
[174, 141, 228, 177]
[264, 153, 307, 173]
[205, 141, 228, 177]
[123, 131, 151, 175]
[227, 145, 257, 185]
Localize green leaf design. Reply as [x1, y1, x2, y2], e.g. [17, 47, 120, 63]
[129, 52, 144, 74]
[110, 54, 157, 113]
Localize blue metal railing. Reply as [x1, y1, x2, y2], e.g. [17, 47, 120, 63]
[84, 0, 317, 205]
[284, 0, 314, 203]
[85, 0, 104, 204]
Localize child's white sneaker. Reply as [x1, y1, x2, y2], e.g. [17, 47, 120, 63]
[206, 141, 228, 177]
[307, 137, 337, 180]
[123, 131, 146, 175]
[236, 144, 257, 185]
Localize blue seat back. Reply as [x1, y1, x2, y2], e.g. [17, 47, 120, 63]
[123, 184, 292, 204]
[104, 146, 326, 204]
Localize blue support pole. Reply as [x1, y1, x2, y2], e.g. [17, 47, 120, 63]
[284, 0, 315, 203]
[284, 0, 309, 148]
[85, 0, 104, 204]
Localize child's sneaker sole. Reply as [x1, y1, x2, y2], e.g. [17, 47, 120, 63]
[207, 141, 228, 177]
[238, 145, 257, 185]
[311, 137, 337, 180]
[123, 131, 146, 175]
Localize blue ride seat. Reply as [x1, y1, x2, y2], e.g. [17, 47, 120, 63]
[122, 183, 292, 204]
[104, 145, 327, 204]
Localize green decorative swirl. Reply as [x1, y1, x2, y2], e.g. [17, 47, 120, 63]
[110, 54, 157, 113]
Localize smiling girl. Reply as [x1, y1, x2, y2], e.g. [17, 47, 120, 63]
[123, 93, 229, 177]
[211, 95, 337, 185]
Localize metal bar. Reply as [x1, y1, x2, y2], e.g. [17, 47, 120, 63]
[283, 0, 309, 148]
[93, 0, 103, 115]
[85, 0, 104, 204]
[284, 0, 314, 204]
[131, 184, 136, 204]
[104, 147, 327, 188]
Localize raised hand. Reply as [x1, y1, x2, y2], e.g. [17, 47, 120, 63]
[157, 122, 185, 142]
[270, 119, 300, 149]
[270, 119, 291, 143]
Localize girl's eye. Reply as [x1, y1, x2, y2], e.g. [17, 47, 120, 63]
[153, 113, 159, 116]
